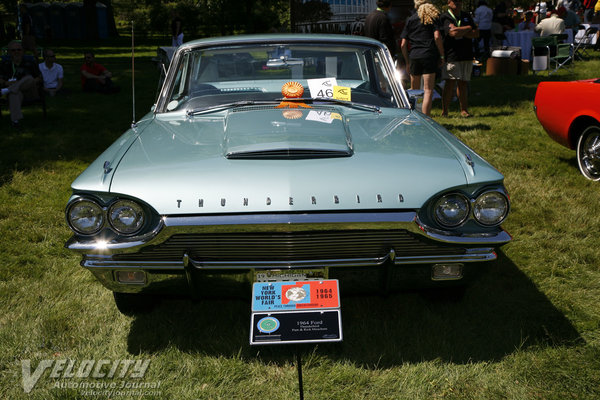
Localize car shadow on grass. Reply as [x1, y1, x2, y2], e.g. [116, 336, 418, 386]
[126, 251, 582, 367]
[438, 122, 492, 133]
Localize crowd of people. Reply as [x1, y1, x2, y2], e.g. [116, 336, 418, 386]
[0, 40, 118, 129]
[365, 0, 600, 117]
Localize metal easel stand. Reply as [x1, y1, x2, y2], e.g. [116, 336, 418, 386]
[296, 346, 304, 400]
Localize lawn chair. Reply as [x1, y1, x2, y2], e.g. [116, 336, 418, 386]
[531, 36, 573, 75]
[574, 26, 598, 60]
[531, 36, 553, 74]
[550, 41, 574, 74]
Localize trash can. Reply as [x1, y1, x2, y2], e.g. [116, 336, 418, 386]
[486, 47, 521, 75]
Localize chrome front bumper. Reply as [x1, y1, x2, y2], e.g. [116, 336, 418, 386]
[66, 211, 511, 294]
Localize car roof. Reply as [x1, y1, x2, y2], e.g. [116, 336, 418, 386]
[178, 33, 385, 50]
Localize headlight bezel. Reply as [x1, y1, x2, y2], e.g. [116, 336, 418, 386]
[108, 199, 146, 235]
[66, 196, 150, 237]
[66, 198, 105, 235]
[433, 193, 471, 228]
[430, 187, 510, 230]
[472, 189, 510, 227]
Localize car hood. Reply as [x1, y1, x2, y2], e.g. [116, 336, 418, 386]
[73, 107, 504, 214]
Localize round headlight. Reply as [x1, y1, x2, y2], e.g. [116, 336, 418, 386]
[67, 200, 104, 235]
[473, 192, 509, 226]
[434, 194, 470, 228]
[108, 200, 145, 235]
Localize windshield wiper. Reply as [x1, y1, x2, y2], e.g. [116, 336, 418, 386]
[187, 100, 278, 116]
[280, 97, 381, 113]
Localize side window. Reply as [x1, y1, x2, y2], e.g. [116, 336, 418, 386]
[373, 53, 390, 95]
[170, 52, 190, 101]
[372, 52, 397, 106]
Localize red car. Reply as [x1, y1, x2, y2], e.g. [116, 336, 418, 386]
[534, 79, 600, 181]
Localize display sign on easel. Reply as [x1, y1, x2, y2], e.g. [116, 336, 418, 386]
[249, 280, 342, 345]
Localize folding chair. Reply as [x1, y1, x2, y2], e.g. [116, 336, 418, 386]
[574, 26, 598, 60]
[531, 36, 554, 74]
[531, 36, 573, 75]
[550, 33, 569, 43]
[550, 41, 574, 74]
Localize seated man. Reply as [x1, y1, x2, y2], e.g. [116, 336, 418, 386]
[80, 51, 119, 93]
[0, 40, 41, 128]
[535, 11, 566, 36]
[39, 49, 64, 96]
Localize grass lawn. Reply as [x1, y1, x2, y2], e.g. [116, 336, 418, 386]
[0, 38, 599, 399]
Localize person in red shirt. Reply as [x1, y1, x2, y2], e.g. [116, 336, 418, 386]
[80, 52, 119, 93]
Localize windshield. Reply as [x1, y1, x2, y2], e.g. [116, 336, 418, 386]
[162, 43, 401, 112]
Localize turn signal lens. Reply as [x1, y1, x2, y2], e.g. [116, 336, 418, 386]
[115, 270, 146, 284]
[432, 264, 463, 281]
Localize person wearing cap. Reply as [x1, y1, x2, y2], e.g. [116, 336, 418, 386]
[558, 5, 580, 35]
[440, 0, 479, 118]
[400, 0, 444, 116]
[0, 40, 41, 128]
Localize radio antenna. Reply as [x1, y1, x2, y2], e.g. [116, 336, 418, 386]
[131, 20, 137, 128]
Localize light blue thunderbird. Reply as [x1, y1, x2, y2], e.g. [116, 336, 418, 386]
[65, 34, 511, 314]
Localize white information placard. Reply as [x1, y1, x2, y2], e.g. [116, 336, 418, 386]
[307, 77, 338, 99]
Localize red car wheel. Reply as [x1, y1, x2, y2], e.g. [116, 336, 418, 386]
[577, 125, 600, 181]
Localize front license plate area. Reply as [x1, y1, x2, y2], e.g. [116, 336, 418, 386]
[254, 268, 328, 283]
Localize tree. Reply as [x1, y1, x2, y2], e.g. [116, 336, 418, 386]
[294, 0, 332, 24]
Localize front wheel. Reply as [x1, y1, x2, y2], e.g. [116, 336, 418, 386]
[576, 125, 600, 181]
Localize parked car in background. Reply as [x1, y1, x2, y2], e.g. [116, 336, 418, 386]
[534, 79, 600, 181]
[65, 34, 511, 314]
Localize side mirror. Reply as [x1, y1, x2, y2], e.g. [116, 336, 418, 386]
[406, 89, 424, 111]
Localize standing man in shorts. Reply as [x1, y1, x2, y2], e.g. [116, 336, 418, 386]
[440, 0, 479, 117]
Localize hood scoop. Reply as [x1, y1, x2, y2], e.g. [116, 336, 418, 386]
[224, 108, 353, 160]
[226, 146, 352, 160]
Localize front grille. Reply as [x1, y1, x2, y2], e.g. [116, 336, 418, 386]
[114, 230, 465, 262]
